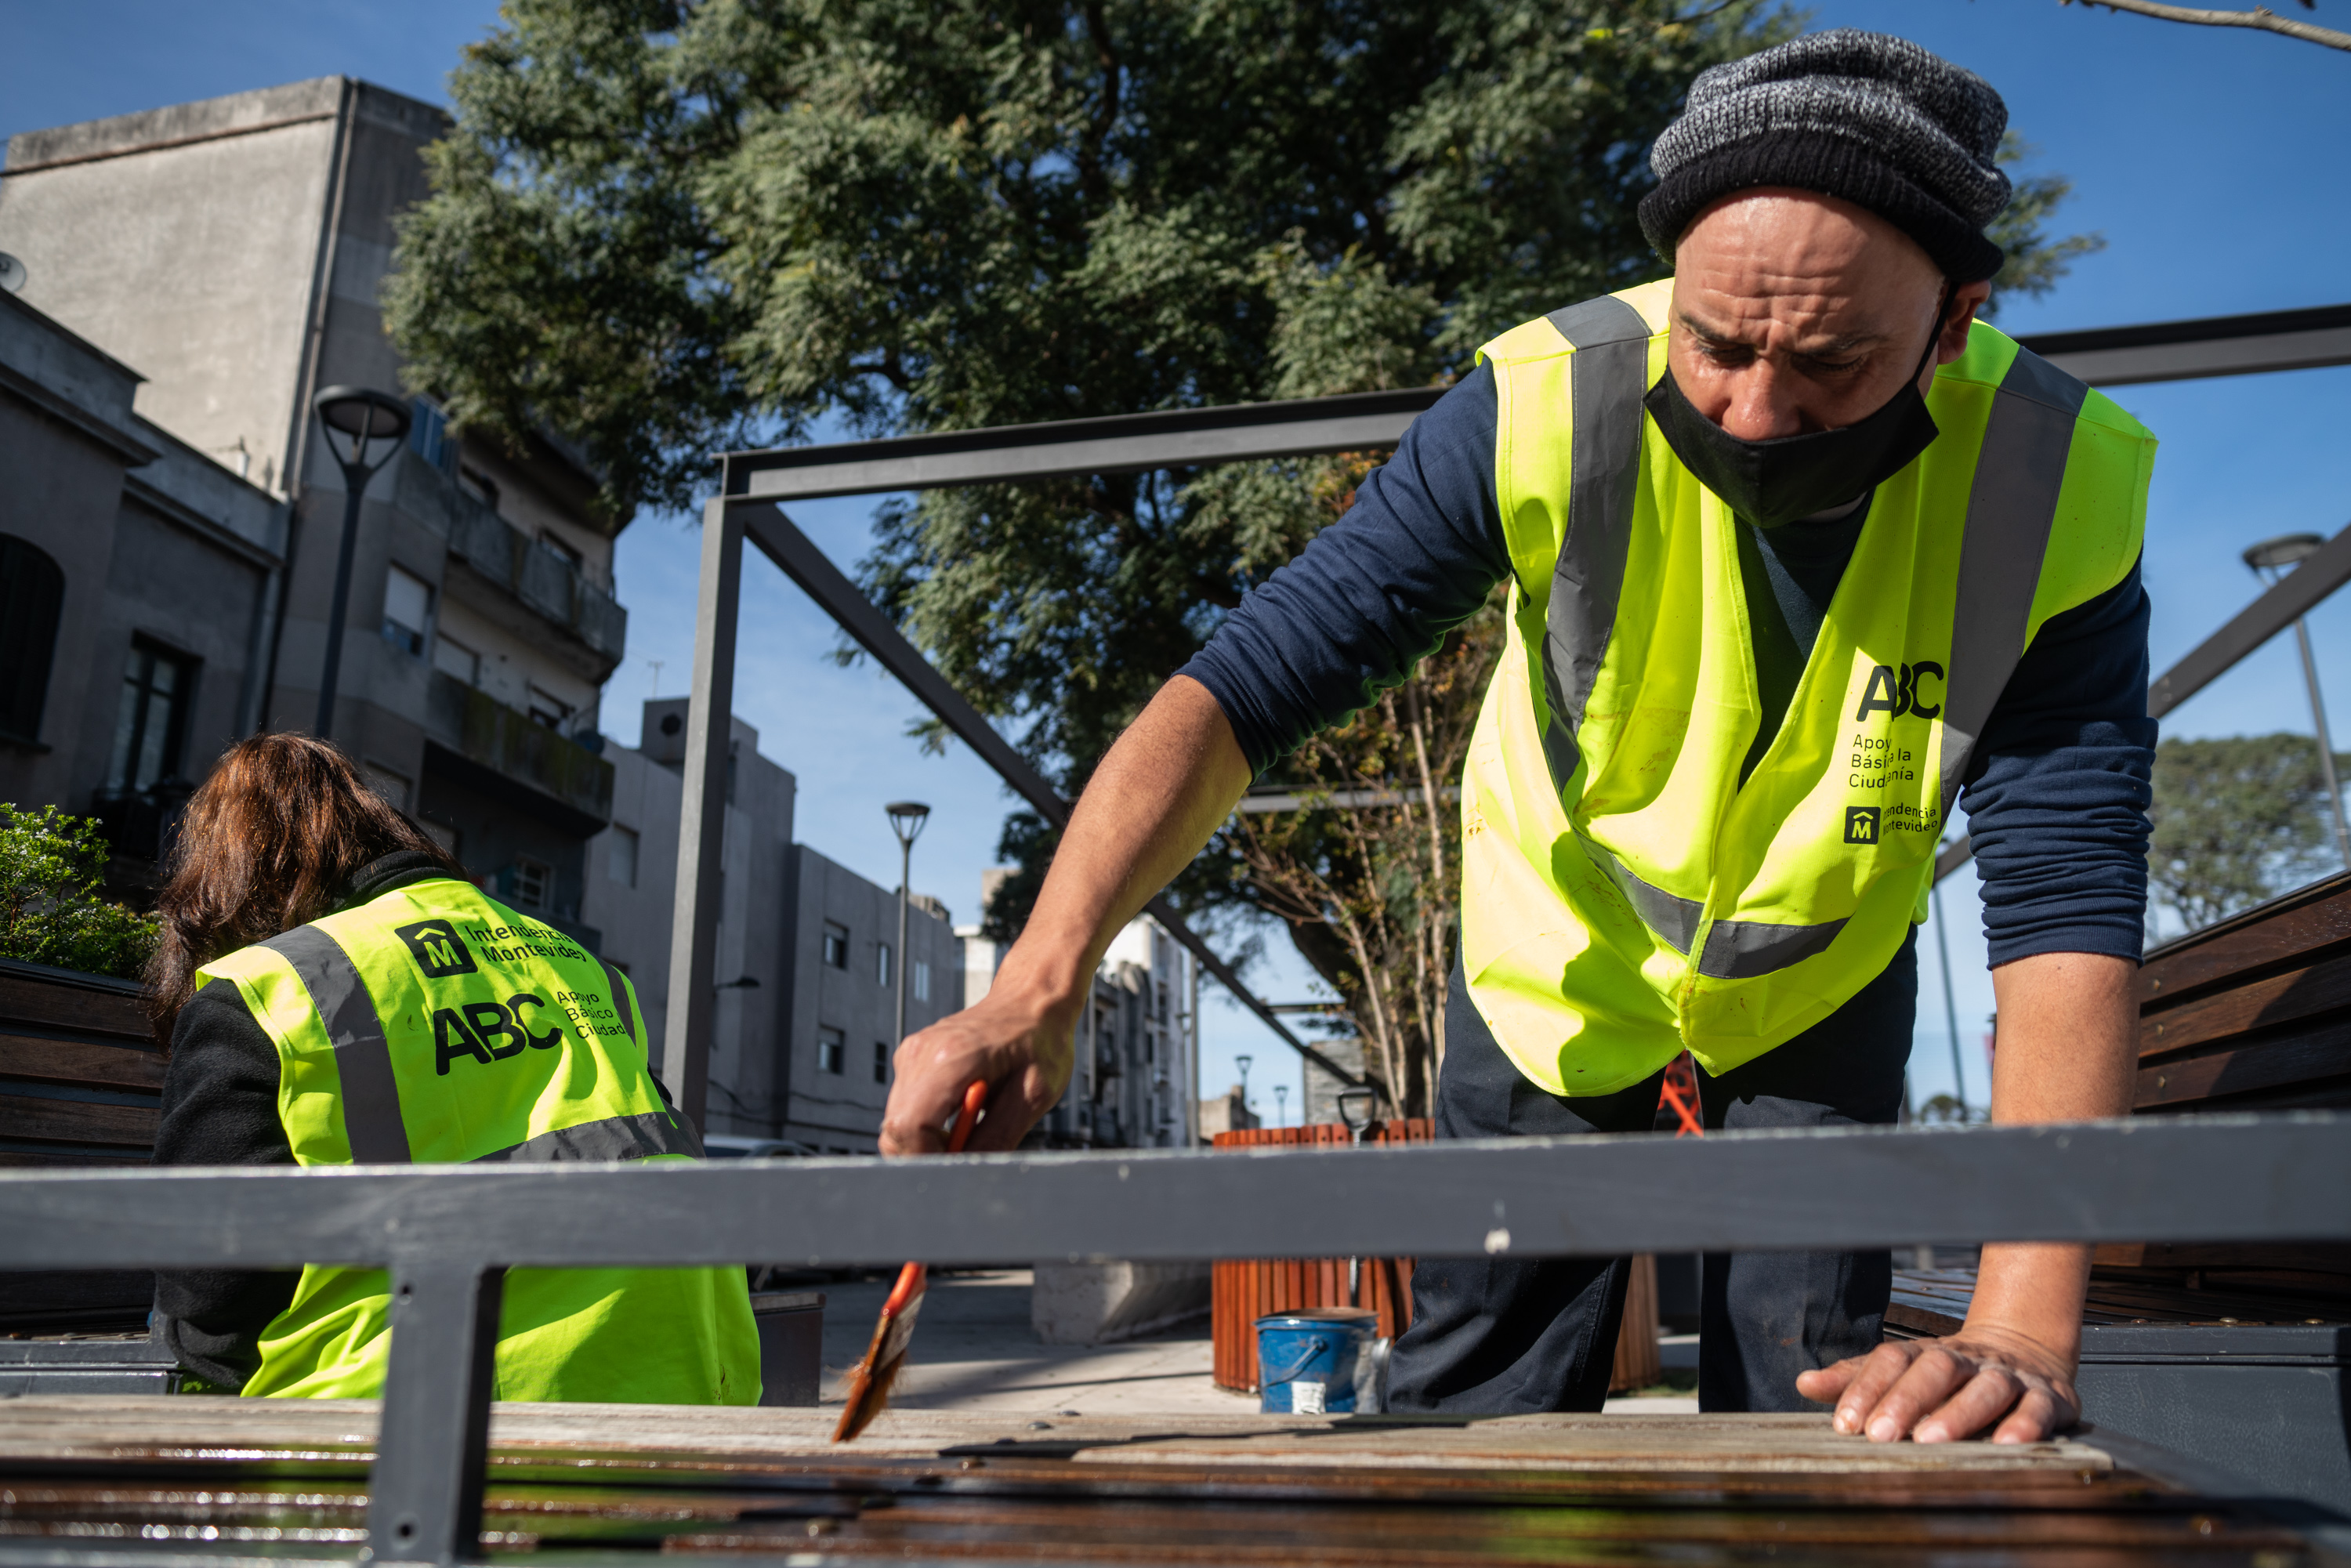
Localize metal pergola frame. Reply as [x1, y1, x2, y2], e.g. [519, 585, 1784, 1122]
[664, 304, 2351, 1128]
[3, 1113, 2346, 1565]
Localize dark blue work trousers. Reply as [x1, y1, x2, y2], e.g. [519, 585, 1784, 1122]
[1385, 931, 1918, 1415]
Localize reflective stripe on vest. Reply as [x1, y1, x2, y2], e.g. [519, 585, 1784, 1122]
[261, 925, 412, 1164]
[1536, 321, 2089, 980]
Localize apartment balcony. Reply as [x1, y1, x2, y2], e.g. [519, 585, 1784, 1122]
[425, 669, 614, 837]
[392, 451, 627, 678]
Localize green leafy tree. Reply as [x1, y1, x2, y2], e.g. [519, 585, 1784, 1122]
[389, 2, 2105, 1111]
[2147, 733, 2349, 932]
[0, 805, 161, 980]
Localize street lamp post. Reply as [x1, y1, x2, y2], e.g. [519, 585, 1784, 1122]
[309, 387, 411, 740]
[2244, 534, 2350, 869]
[1235, 1054, 1252, 1124]
[886, 802, 932, 1052]
[1274, 1083, 1288, 1128]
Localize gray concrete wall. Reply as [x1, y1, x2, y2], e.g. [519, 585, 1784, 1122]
[581, 701, 801, 1140]
[0, 78, 345, 489]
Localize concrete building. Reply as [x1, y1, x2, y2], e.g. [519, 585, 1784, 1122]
[969, 900, 1200, 1151]
[579, 698, 960, 1152]
[775, 851, 962, 1153]
[1, 78, 625, 925]
[0, 291, 283, 849]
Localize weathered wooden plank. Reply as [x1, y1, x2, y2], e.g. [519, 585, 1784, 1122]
[0, 1398, 2116, 1478]
[2138, 871, 2351, 1011]
[2136, 1032, 2351, 1110]
[0, 1032, 166, 1094]
[2140, 953, 2351, 1059]
[0, 1093, 159, 1147]
[0, 975, 150, 1041]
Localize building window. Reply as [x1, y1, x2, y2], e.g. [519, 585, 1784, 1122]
[382, 563, 431, 656]
[538, 530, 583, 568]
[408, 397, 460, 476]
[873, 1041, 889, 1084]
[508, 856, 551, 910]
[817, 1027, 845, 1075]
[0, 534, 66, 744]
[527, 686, 571, 730]
[913, 958, 931, 1004]
[876, 942, 892, 988]
[432, 632, 479, 686]
[822, 922, 848, 969]
[107, 640, 195, 792]
[607, 825, 639, 888]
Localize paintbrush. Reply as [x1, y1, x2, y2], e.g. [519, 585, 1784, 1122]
[830, 1078, 988, 1442]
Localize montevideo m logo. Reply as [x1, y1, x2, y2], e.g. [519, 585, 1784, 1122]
[1843, 806, 1881, 846]
[393, 919, 478, 980]
[1854, 662, 1944, 722]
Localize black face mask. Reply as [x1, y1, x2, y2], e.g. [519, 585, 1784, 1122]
[1643, 306, 1947, 531]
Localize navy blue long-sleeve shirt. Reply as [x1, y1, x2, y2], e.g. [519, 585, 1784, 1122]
[1181, 364, 2155, 969]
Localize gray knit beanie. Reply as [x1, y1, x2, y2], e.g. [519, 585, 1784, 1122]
[1639, 30, 2012, 282]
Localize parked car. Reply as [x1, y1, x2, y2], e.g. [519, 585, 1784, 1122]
[701, 1135, 820, 1160]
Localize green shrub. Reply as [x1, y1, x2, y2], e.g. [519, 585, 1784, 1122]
[0, 803, 160, 980]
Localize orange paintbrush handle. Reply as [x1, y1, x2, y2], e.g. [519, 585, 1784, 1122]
[875, 1082, 987, 1320]
[944, 1079, 988, 1154]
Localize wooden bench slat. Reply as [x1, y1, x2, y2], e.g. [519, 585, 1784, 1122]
[0, 975, 150, 1041]
[0, 1033, 166, 1094]
[2139, 951, 2351, 1059]
[2135, 1029, 2351, 1110]
[0, 1092, 159, 1148]
[2139, 871, 2351, 1010]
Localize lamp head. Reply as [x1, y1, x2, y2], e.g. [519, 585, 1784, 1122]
[885, 800, 932, 847]
[313, 386, 411, 477]
[2244, 533, 2325, 575]
[1234, 1054, 1252, 1077]
[1335, 1085, 1377, 1133]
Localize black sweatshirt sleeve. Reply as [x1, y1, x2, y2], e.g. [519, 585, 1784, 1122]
[1178, 364, 1512, 773]
[1958, 558, 2157, 967]
[150, 978, 299, 1391]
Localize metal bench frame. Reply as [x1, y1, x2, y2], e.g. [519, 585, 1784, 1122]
[4, 1112, 2348, 1563]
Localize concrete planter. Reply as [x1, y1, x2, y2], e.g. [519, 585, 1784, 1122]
[1031, 1260, 1210, 1346]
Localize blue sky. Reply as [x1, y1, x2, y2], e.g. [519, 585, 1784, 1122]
[7, 0, 2347, 1124]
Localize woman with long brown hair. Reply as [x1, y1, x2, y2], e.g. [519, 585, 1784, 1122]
[149, 733, 758, 1403]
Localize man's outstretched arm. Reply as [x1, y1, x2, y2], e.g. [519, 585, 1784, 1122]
[879, 675, 1252, 1154]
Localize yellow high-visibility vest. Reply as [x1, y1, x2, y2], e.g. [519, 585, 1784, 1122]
[1461, 280, 2154, 1095]
[196, 878, 760, 1403]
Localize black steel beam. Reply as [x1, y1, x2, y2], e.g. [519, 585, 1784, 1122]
[737, 502, 1367, 1093]
[2148, 520, 2351, 720]
[723, 387, 1444, 502]
[2019, 302, 2351, 389]
[3, 1115, 2342, 1271]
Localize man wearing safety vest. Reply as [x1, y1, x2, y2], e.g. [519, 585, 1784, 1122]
[884, 31, 2155, 1444]
[150, 733, 759, 1403]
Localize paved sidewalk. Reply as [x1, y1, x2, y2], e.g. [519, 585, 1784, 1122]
[812, 1268, 1698, 1415]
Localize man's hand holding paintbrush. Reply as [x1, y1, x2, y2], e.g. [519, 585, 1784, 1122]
[878, 679, 1248, 1161]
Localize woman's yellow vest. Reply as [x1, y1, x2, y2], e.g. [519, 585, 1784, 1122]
[194, 878, 760, 1403]
[1462, 280, 2154, 1097]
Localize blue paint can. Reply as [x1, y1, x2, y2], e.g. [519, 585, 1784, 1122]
[1255, 1308, 1378, 1415]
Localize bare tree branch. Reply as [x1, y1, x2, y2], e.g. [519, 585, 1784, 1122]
[2061, 0, 2351, 53]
